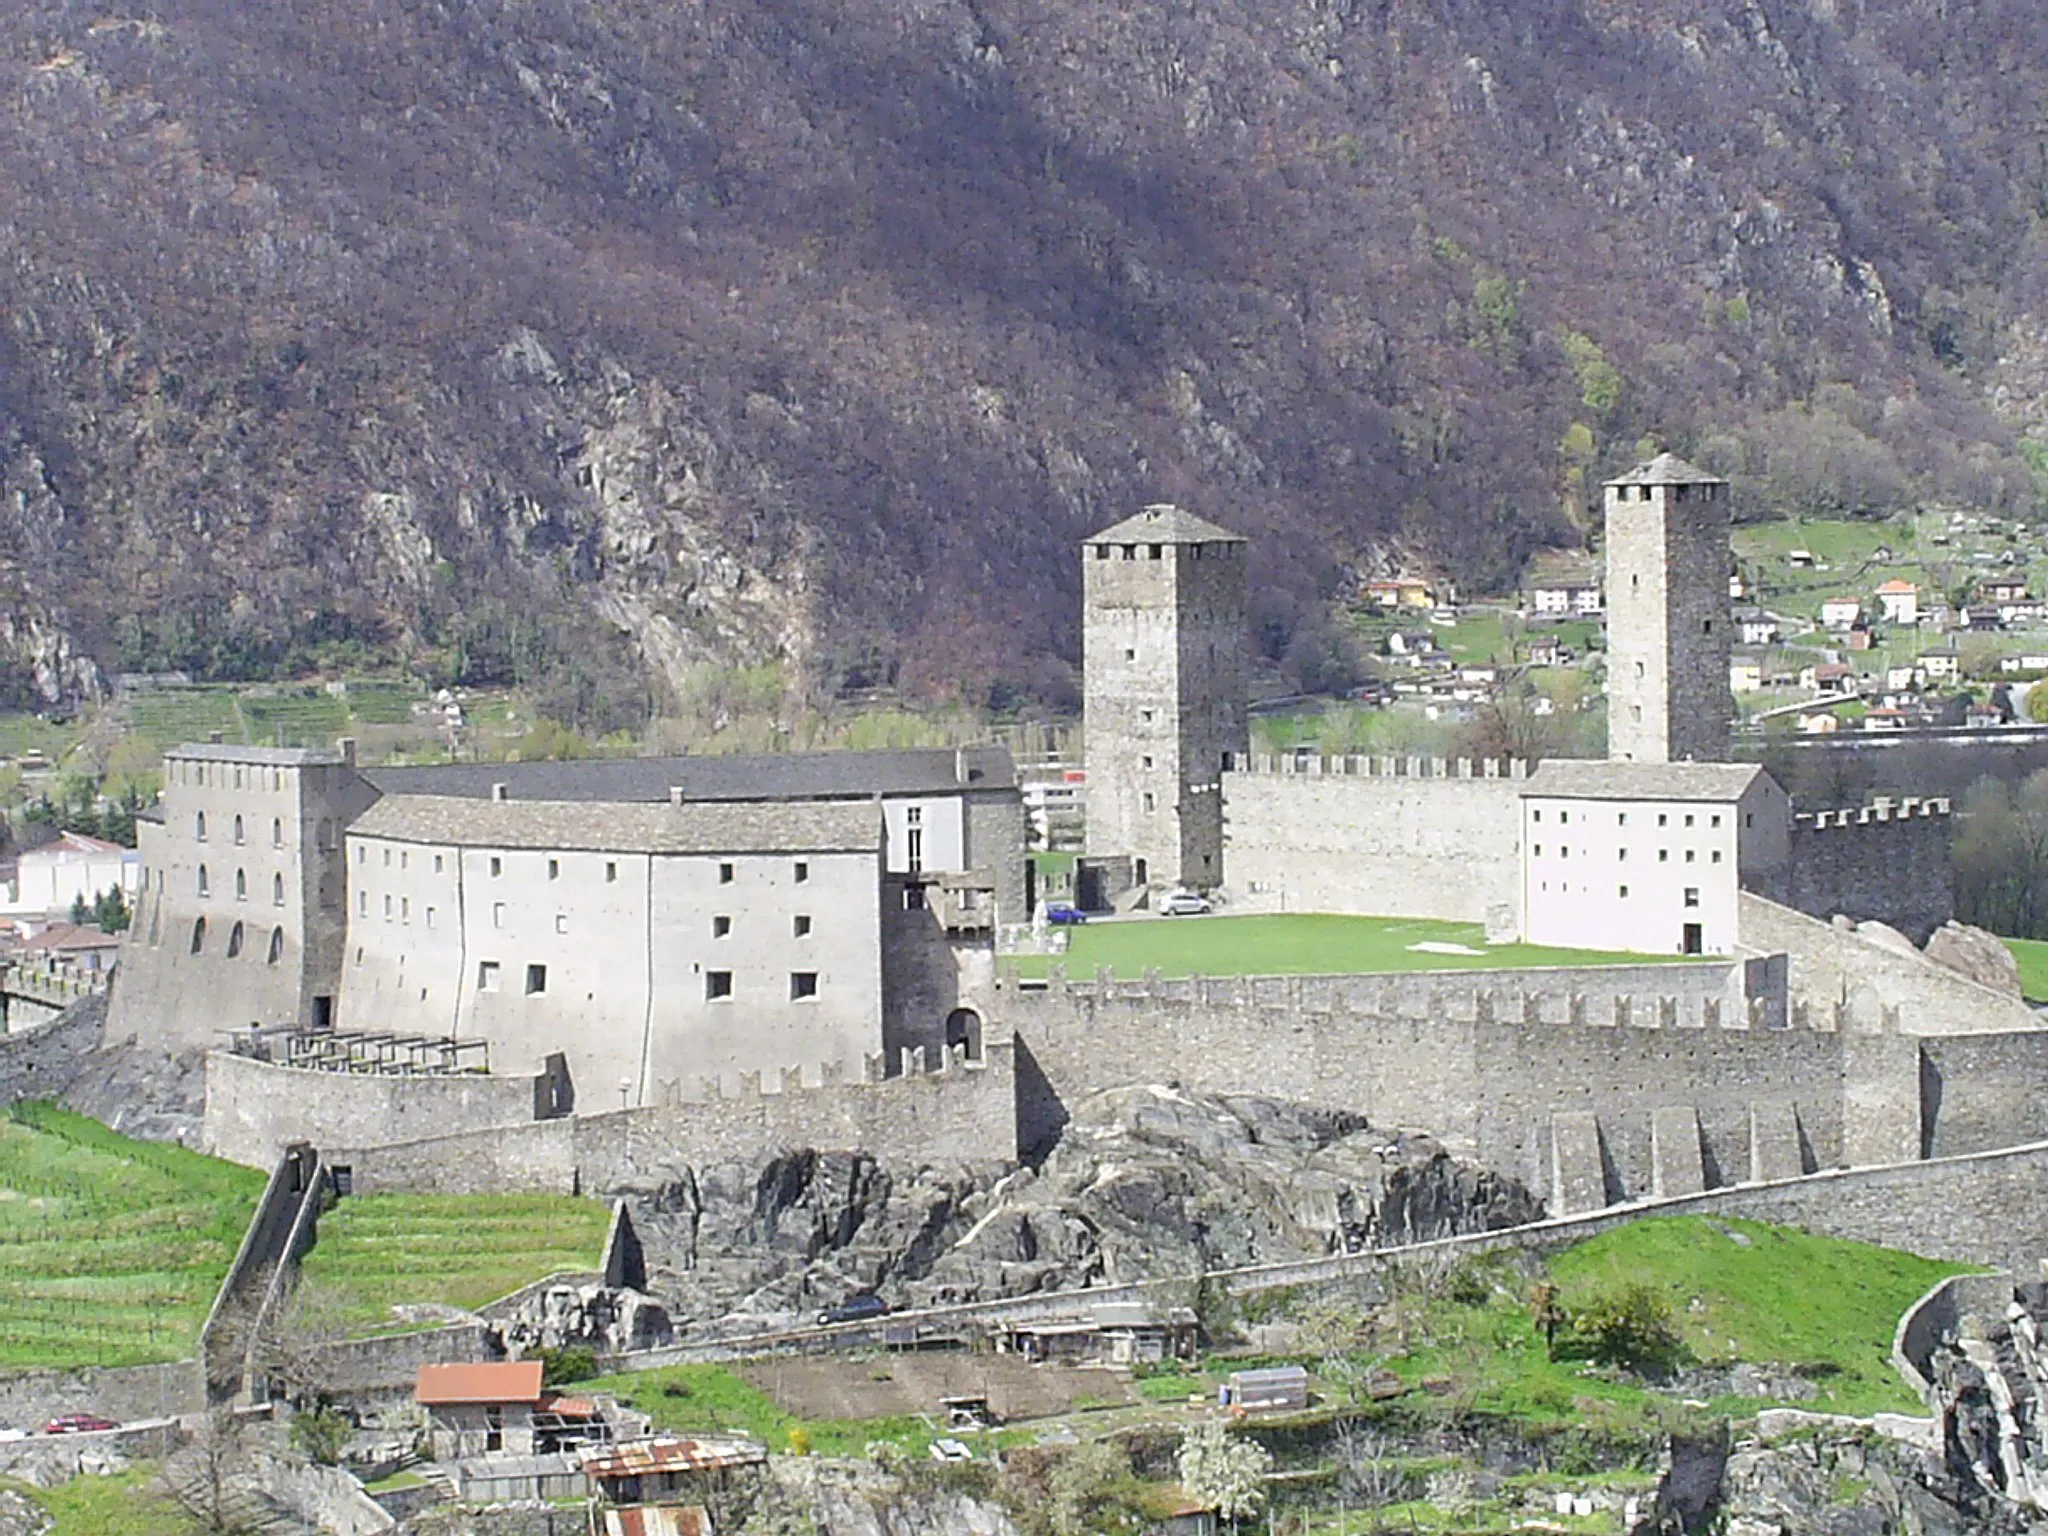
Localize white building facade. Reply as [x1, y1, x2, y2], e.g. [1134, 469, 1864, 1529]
[5, 832, 141, 918]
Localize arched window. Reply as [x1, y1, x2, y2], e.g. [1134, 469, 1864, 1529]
[189, 917, 206, 954]
[226, 921, 245, 958]
[267, 927, 284, 965]
[945, 1007, 984, 1061]
[233, 814, 245, 845]
[196, 865, 209, 897]
[195, 811, 207, 842]
[234, 869, 247, 901]
[272, 873, 286, 906]
[272, 818, 284, 849]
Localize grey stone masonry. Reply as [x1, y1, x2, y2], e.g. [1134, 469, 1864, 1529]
[1603, 453, 1733, 764]
[1083, 504, 1248, 893]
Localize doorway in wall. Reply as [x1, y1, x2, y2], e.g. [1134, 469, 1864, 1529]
[1681, 924, 1703, 956]
[311, 995, 333, 1032]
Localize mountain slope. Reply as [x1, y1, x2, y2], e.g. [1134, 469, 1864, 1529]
[2, 0, 2044, 715]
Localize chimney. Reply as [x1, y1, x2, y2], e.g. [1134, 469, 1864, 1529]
[208, 731, 224, 745]
[670, 787, 685, 807]
[491, 783, 509, 802]
[337, 736, 357, 767]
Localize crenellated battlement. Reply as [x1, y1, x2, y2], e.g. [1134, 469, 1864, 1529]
[1223, 752, 1525, 780]
[647, 1044, 988, 1107]
[1794, 796, 1951, 831]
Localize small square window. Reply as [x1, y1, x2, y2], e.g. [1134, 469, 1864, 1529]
[1559, 811, 1569, 825]
[1534, 844, 1542, 857]
[1142, 792, 1156, 812]
[1684, 814, 1695, 828]
[705, 970, 733, 1000]
[1657, 813, 1668, 828]
[1685, 849, 1696, 863]
[718, 862, 735, 884]
[790, 971, 818, 1000]
[554, 913, 568, 935]
[1683, 887, 1700, 908]
[713, 915, 732, 938]
[493, 901, 506, 929]
[1710, 814, 1722, 829]
[904, 885, 926, 910]
[1124, 648, 1136, 661]
[794, 862, 810, 883]
[1618, 885, 1629, 898]
[1532, 809, 1542, 823]
[1142, 755, 1154, 770]
[793, 915, 812, 937]
[548, 859, 560, 880]
[1658, 850, 1669, 863]
[1711, 850, 1723, 864]
[1618, 848, 1628, 862]
[1141, 709, 1154, 724]
[606, 861, 618, 883]
[525, 963, 547, 995]
[478, 960, 501, 992]
[425, 906, 437, 929]
[1745, 813, 1754, 828]
[490, 856, 503, 877]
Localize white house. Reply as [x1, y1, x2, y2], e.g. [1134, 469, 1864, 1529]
[4, 832, 140, 918]
[1820, 597, 1862, 630]
[1730, 658, 1764, 694]
[1922, 650, 1960, 681]
[1875, 580, 1919, 625]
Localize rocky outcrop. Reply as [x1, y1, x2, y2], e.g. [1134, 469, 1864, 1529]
[1924, 923, 2025, 999]
[618, 1084, 1539, 1329]
[491, 1282, 674, 1356]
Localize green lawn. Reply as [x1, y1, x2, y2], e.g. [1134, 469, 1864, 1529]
[2004, 937, 2048, 1002]
[572, 1362, 935, 1457]
[296, 1192, 612, 1332]
[4, 1468, 197, 1536]
[0, 1104, 266, 1369]
[1007, 914, 1694, 981]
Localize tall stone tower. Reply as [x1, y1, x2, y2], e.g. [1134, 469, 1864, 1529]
[1603, 453, 1732, 764]
[1082, 503, 1248, 892]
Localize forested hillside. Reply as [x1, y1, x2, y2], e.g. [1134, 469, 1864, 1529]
[2, 0, 2045, 720]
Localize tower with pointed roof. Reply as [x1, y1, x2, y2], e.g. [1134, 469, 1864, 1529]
[1081, 503, 1248, 894]
[1603, 452, 1732, 764]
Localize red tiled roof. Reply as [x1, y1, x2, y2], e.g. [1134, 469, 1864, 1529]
[415, 1360, 544, 1406]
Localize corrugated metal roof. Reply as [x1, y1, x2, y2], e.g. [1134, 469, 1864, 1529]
[603, 1507, 709, 1536]
[351, 795, 882, 856]
[362, 746, 1016, 803]
[579, 1435, 767, 1479]
[415, 1360, 544, 1405]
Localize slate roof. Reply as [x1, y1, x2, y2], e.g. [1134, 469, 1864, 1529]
[361, 746, 1015, 804]
[1085, 502, 1246, 544]
[351, 794, 882, 855]
[1522, 760, 1768, 802]
[167, 743, 351, 766]
[1603, 452, 1726, 487]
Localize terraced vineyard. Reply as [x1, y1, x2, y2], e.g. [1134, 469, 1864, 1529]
[296, 1192, 612, 1332]
[0, 1104, 265, 1368]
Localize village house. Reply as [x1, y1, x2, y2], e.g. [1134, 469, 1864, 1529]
[1980, 578, 2031, 605]
[1729, 657, 1764, 694]
[2, 831, 140, 919]
[1362, 576, 1438, 609]
[1845, 624, 1875, 652]
[1885, 664, 1923, 692]
[1922, 650, 1961, 681]
[415, 1361, 604, 1460]
[1999, 654, 2048, 675]
[993, 1302, 1200, 1366]
[1522, 554, 1602, 617]
[1875, 580, 1920, 625]
[1526, 633, 1568, 667]
[1820, 597, 1861, 630]
[1801, 662, 1856, 695]
[1736, 610, 1779, 647]
[1, 920, 123, 977]
[580, 1436, 769, 1536]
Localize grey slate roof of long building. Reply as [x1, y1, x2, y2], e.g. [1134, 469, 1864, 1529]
[349, 795, 883, 855]
[360, 745, 1016, 803]
[1522, 760, 1766, 801]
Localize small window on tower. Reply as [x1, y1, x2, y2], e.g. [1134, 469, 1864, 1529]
[1125, 648, 1136, 661]
[719, 862, 735, 884]
[793, 914, 812, 937]
[713, 915, 732, 938]
[790, 972, 818, 1000]
[525, 964, 547, 995]
[1684, 888, 1700, 908]
[705, 970, 733, 1001]
[1142, 792, 1156, 812]
[478, 961, 501, 992]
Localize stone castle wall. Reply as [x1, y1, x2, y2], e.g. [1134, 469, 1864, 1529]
[1786, 800, 1955, 943]
[1221, 757, 1524, 922]
[208, 1042, 1018, 1194]
[0, 996, 103, 1106]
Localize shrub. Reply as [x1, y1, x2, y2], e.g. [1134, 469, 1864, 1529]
[535, 1345, 598, 1387]
[1571, 1283, 1687, 1375]
[289, 1406, 351, 1466]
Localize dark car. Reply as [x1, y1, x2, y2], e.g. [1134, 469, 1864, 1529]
[817, 1293, 889, 1327]
[43, 1414, 117, 1435]
[1044, 902, 1088, 926]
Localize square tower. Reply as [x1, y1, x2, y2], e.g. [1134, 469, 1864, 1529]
[1082, 504, 1248, 891]
[1603, 454, 1732, 764]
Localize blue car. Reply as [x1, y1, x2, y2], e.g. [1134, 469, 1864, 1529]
[1044, 902, 1088, 925]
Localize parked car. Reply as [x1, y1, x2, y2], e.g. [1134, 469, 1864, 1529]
[0, 1426, 25, 1443]
[42, 1414, 117, 1435]
[817, 1293, 889, 1326]
[1043, 902, 1088, 926]
[929, 1438, 974, 1462]
[1159, 891, 1212, 916]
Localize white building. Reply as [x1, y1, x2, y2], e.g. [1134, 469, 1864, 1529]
[1875, 581, 1919, 625]
[4, 831, 141, 918]
[1519, 763, 1789, 957]
[1820, 598, 1862, 630]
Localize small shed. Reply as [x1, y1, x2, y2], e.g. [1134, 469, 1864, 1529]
[1222, 1365, 1310, 1413]
[995, 1304, 1199, 1366]
[581, 1435, 767, 1522]
[451, 1451, 590, 1503]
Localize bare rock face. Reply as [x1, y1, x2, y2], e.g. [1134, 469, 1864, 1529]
[1923, 922, 2025, 998]
[614, 1085, 1539, 1332]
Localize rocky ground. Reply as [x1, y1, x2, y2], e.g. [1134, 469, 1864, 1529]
[618, 1083, 1540, 1329]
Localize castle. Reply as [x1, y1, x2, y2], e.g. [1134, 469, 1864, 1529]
[106, 454, 2048, 1220]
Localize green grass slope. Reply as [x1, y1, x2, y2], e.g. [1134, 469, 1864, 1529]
[2004, 937, 2048, 1003]
[0, 1104, 266, 1368]
[296, 1192, 611, 1332]
[1008, 914, 1695, 981]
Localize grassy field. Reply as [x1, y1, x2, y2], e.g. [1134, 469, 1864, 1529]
[2005, 937, 2048, 1002]
[1006, 914, 1695, 980]
[296, 1192, 612, 1332]
[4, 1467, 197, 1535]
[0, 1105, 265, 1369]
[1379, 1216, 1969, 1430]
[572, 1361, 939, 1457]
